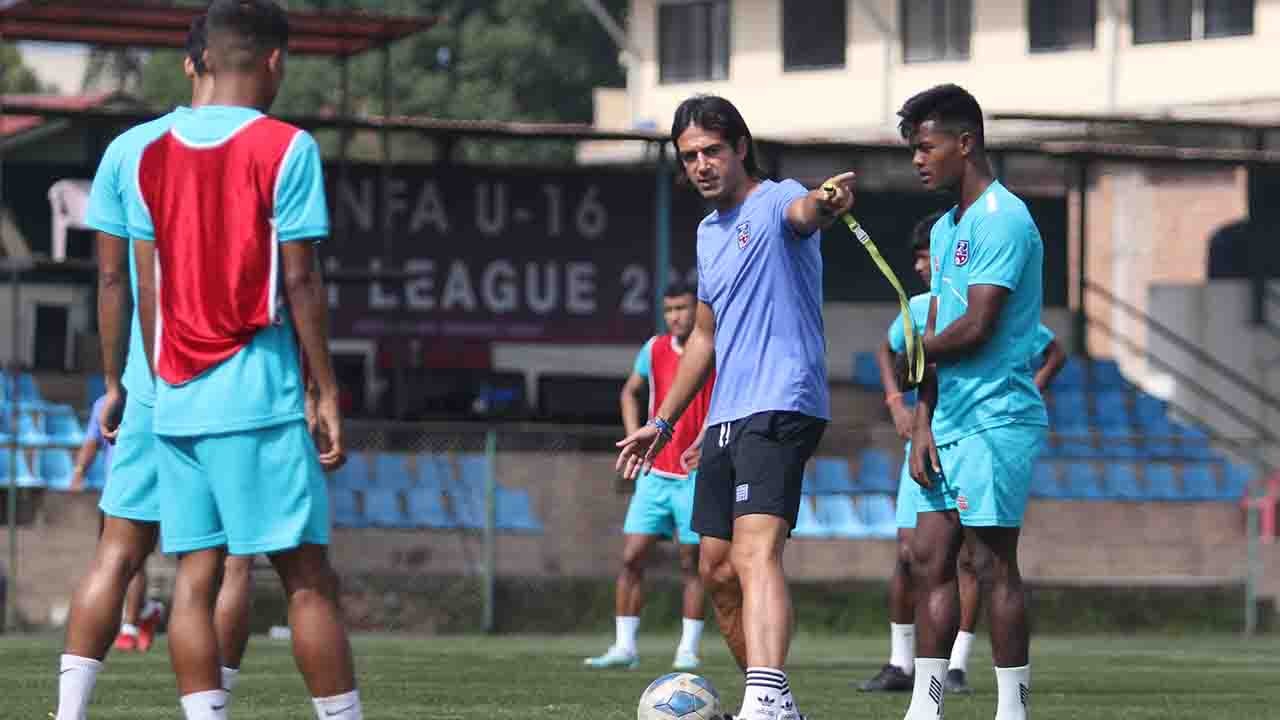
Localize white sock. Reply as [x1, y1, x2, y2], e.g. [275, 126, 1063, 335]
[119, 623, 140, 637]
[221, 666, 240, 692]
[179, 689, 229, 720]
[615, 615, 640, 654]
[313, 689, 363, 720]
[903, 658, 948, 720]
[889, 623, 916, 672]
[55, 655, 102, 720]
[742, 667, 788, 719]
[995, 665, 1030, 720]
[677, 618, 704, 655]
[949, 630, 975, 672]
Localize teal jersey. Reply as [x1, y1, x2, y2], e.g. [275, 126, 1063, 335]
[84, 108, 191, 407]
[632, 337, 655, 379]
[928, 181, 1048, 445]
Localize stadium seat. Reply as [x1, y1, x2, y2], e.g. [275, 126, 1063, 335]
[37, 449, 75, 490]
[0, 448, 39, 487]
[853, 352, 881, 389]
[1098, 426, 1140, 459]
[86, 374, 106, 406]
[1222, 463, 1253, 499]
[44, 405, 84, 446]
[1050, 391, 1087, 426]
[1030, 463, 1061, 498]
[404, 488, 453, 529]
[17, 411, 49, 446]
[856, 450, 896, 494]
[858, 495, 898, 538]
[1092, 392, 1132, 429]
[813, 495, 869, 538]
[363, 488, 405, 528]
[84, 453, 108, 489]
[445, 488, 484, 530]
[0, 410, 11, 445]
[332, 451, 372, 490]
[1145, 463, 1180, 501]
[792, 497, 827, 538]
[812, 458, 855, 495]
[1090, 359, 1127, 390]
[496, 487, 543, 532]
[16, 373, 43, 405]
[1063, 462, 1103, 500]
[1133, 393, 1167, 429]
[1174, 423, 1216, 461]
[331, 488, 363, 528]
[1104, 463, 1142, 500]
[416, 453, 452, 491]
[1142, 419, 1177, 459]
[1049, 357, 1085, 390]
[1181, 463, 1220, 501]
[1052, 425, 1096, 459]
[373, 453, 415, 489]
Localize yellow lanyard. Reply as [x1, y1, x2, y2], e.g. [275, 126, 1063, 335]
[824, 199, 926, 387]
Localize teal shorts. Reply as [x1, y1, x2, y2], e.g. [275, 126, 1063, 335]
[99, 397, 160, 523]
[914, 424, 1046, 528]
[895, 455, 916, 530]
[156, 420, 329, 556]
[622, 471, 699, 545]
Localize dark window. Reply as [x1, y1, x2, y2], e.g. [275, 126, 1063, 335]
[1204, 0, 1253, 38]
[782, 0, 846, 70]
[1029, 0, 1097, 51]
[902, 0, 971, 63]
[1133, 0, 1193, 43]
[659, 1, 731, 83]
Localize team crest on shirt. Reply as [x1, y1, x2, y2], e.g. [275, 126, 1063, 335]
[954, 238, 970, 266]
[736, 222, 751, 249]
[957, 495, 970, 511]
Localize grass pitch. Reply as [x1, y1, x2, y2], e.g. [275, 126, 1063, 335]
[8, 631, 1279, 718]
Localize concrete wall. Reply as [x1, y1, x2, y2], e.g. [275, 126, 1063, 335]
[0, 282, 93, 370]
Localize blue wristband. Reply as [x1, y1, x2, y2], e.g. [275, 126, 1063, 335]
[650, 416, 674, 439]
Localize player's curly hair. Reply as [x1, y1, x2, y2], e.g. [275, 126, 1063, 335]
[670, 95, 762, 178]
[205, 0, 290, 72]
[186, 15, 208, 75]
[897, 83, 984, 144]
[664, 280, 697, 299]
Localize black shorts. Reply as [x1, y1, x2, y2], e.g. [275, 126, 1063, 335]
[692, 411, 826, 540]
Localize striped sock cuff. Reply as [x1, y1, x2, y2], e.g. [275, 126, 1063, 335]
[745, 667, 787, 692]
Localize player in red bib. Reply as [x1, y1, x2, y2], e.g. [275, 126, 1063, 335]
[585, 282, 715, 671]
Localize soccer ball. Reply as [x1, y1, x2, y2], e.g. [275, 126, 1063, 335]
[638, 672, 723, 720]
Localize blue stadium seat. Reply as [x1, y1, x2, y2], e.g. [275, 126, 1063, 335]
[331, 488, 363, 528]
[17, 373, 43, 404]
[86, 374, 106, 407]
[1145, 463, 1180, 501]
[404, 488, 453, 529]
[17, 411, 49, 446]
[1092, 392, 1132, 429]
[1090, 359, 1127, 391]
[363, 488, 405, 527]
[814, 495, 869, 538]
[1133, 393, 1167, 429]
[1063, 462, 1103, 500]
[1050, 357, 1085, 390]
[1103, 463, 1142, 500]
[0, 448, 39, 487]
[853, 352, 882, 389]
[417, 454, 452, 491]
[84, 453, 108, 489]
[332, 451, 372, 490]
[1181, 463, 1220, 501]
[858, 495, 898, 539]
[793, 497, 827, 538]
[1222, 463, 1253, 499]
[37, 449, 76, 490]
[857, 450, 896, 493]
[445, 488, 484, 529]
[1052, 426, 1096, 459]
[373, 453, 415, 489]
[1174, 423, 1216, 461]
[1030, 463, 1061, 498]
[812, 458, 855, 495]
[496, 487, 543, 532]
[44, 405, 84, 446]
[0, 409, 11, 445]
[1050, 391, 1088, 426]
[1142, 419, 1177, 459]
[1098, 426, 1140, 459]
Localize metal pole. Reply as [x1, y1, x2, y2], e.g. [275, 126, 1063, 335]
[1245, 481, 1260, 636]
[1074, 159, 1089, 356]
[481, 428, 497, 633]
[654, 143, 671, 334]
[6, 262, 19, 633]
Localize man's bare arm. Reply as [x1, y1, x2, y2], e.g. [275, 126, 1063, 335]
[96, 232, 131, 391]
[922, 284, 1009, 364]
[282, 242, 343, 467]
[620, 372, 648, 436]
[132, 240, 157, 374]
[1035, 338, 1067, 392]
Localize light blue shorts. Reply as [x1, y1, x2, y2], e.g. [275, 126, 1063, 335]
[895, 453, 917, 530]
[623, 471, 699, 545]
[157, 420, 329, 556]
[99, 397, 160, 523]
[915, 424, 1047, 528]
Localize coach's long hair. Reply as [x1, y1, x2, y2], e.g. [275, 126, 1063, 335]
[670, 95, 763, 180]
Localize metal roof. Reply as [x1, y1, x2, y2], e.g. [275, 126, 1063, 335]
[0, 0, 438, 57]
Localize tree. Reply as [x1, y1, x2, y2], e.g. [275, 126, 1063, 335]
[82, 47, 146, 94]
[1, 42, 45, 94]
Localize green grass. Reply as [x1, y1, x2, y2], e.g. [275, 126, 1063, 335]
[9, 632, 1280, 718]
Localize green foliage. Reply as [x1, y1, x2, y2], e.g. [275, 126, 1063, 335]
[0, 42, 44, 94]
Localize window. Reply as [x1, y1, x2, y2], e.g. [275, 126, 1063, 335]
[659, 1, 731, 83]
[902, 0, 971, 63]
[1029, 0, 1097, 52]
[1133, 0, 1252, 43]
[782, 0, 846, 71]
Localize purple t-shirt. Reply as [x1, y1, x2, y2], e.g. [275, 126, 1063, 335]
[86, 395, 112, 469]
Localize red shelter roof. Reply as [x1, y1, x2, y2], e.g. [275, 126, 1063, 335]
[0, 0, 437, 57]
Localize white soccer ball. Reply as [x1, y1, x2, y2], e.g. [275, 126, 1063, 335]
[638, 672, 723, 720]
